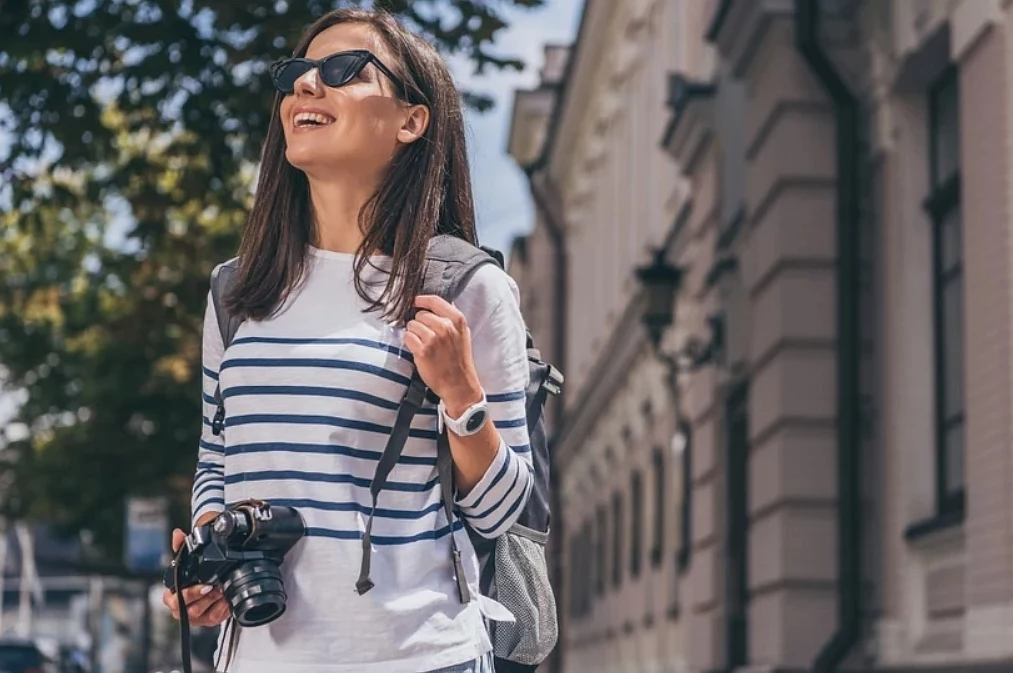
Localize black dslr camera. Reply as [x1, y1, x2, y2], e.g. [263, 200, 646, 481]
[163, 500, 306, 627]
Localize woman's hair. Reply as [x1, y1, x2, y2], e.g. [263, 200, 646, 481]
[226, 8, 477, 324]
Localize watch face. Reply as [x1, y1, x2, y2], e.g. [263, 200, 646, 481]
[466, 409, 488, 433]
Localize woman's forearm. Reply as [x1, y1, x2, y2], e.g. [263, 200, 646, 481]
[442, 385, 534, 539]
[443, 390, 502, 495]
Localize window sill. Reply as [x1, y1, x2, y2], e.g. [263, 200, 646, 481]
[904, 503, 965, 543]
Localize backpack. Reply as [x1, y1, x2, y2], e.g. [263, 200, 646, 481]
[207, 234, 563, 667]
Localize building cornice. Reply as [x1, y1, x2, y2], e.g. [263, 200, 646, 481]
[528, 0, 609, 175]
[552, 0, 656, 190]
[708, 0, 794, 78]
[705, 0, 734, 41]
[660, 74, 717, 172]
[951, 0, 1005, 61]
[506, 85, 560, 170]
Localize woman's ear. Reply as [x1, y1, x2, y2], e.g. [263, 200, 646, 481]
[396, 104, 430, 145]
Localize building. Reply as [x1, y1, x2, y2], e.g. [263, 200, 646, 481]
[507, 1, 1013, 672]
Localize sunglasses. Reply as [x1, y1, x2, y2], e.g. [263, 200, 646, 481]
[269, 49, 417, 102]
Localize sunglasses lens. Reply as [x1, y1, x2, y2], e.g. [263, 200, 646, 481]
[319, 53, 365, 87]
[272, 61, 311, 93]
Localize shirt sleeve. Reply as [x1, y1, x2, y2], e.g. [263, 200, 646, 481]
[191, 289, 227, 527]
[452, 267, 534, 539]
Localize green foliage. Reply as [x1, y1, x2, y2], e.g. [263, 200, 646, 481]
[0, 0, 543, 561]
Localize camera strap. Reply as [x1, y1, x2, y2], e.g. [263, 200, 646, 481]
[175, 545, 240, 673]
[174, 548, 195, 673]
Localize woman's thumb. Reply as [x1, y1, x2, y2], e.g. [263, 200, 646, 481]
[171, 528, 187, 552]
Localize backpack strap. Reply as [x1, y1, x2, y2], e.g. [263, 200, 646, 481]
[210, 259, 243, 348]
[436, 432, 471, 603]
[357, 235, 497, 603]
[355, 371, 440, 592]
[423, 234, 500, 302]
[209, 258, 242, 437]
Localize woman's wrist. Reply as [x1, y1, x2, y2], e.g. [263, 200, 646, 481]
[194, 511, 220, 528]
[441, 382, 484, 419]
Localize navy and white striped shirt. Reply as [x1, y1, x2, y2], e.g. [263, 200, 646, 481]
[191, 246, 533, 673]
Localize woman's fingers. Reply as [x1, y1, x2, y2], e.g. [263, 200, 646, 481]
[182, 585, 222, 616]
[414, 295, 464, 325]
[193, 597, 231, 627]
[414, 310, 455, 336]
[406, 318, 436, 341]
[404, 330, 425, 355]
[162, 588, 179, 617]
[163, 584, 221, 621]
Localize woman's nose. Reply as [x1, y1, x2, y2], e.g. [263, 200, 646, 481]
[294, 68, 323, 98]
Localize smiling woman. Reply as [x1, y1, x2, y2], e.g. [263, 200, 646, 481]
[159, 8, 533, 673]
[225, 12, 473, 330]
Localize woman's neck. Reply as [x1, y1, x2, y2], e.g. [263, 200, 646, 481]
[308, 176, 376, 254]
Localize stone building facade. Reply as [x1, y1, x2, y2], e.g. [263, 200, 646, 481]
[507, 1, 1013, 673]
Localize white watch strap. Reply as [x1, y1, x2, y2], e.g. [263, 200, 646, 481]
[438, 395, 487, 435]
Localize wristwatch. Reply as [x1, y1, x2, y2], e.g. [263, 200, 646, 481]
[438, 395, 490, 437]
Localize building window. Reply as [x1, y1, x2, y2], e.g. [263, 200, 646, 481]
[612, 491, 623, 588]
[582, 519, 594, 616]
[650, 449, 665, 568]
[631, 471, 643, 578]
[926, 66, 964, 517]
[676, 420, 693, 572]
[596, 505, 608, 595]
[725, 384, 750, 668]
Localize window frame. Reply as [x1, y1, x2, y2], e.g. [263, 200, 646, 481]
[676, 418, 693, 573]
[650, 448, 666, 568]
[631, 471, 643, 579]
[908, 65, 966, 541]
[612, 491, 624, 588]
[927, 65, 966, 521]
[596, 504, 608, 596]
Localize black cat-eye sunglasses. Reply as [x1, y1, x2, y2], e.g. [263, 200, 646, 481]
[269, 49, 420, 103]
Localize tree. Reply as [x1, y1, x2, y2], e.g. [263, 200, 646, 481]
[0, 0, 544, 561]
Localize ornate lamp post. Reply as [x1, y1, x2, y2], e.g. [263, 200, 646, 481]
[634, 247, 724, 580]
[636, 247, 684, 353]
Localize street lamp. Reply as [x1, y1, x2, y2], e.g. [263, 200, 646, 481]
[635, 247, 725, 372]
[635, 248, 683, 352]
[635, 246, 725, 582]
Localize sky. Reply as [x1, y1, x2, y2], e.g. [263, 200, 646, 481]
[449, 0, 583, 254]
[0, 0, 585, 431]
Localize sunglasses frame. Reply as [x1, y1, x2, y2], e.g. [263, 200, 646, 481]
[269, 49, 417, 102]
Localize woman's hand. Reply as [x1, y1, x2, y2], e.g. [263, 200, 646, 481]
[404, 295, 484, 416]
[161, 528, 231, 627]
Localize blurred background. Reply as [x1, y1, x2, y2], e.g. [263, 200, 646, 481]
[2, 1, 1012, 672]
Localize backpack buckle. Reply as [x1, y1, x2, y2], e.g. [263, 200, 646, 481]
[211, 404, 226, 436]
[543, 365, 564, 396]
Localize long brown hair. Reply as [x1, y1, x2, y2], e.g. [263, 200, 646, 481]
[226, 8, 477, 324]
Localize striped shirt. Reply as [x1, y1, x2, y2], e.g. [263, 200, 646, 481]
[190, 246, 533, 673]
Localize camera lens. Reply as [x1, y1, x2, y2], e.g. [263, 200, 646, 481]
[222, 559, 288, 627]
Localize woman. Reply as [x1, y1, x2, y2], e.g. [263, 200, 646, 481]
[162, 8, 534, 673]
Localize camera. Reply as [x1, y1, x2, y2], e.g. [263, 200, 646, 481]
[163, 500, 306, 627]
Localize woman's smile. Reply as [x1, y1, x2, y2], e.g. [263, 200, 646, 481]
[291, 105, 338, 133]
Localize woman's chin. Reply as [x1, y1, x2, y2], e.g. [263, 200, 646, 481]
[285, 146, 340, 173]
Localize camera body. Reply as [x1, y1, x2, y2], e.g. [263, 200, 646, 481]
[164, 501, 306, 627]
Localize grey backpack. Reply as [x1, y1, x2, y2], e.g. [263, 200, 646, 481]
[208, 235, 563, 666]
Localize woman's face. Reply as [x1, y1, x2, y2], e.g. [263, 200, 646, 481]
[279, 23, 426, 180]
